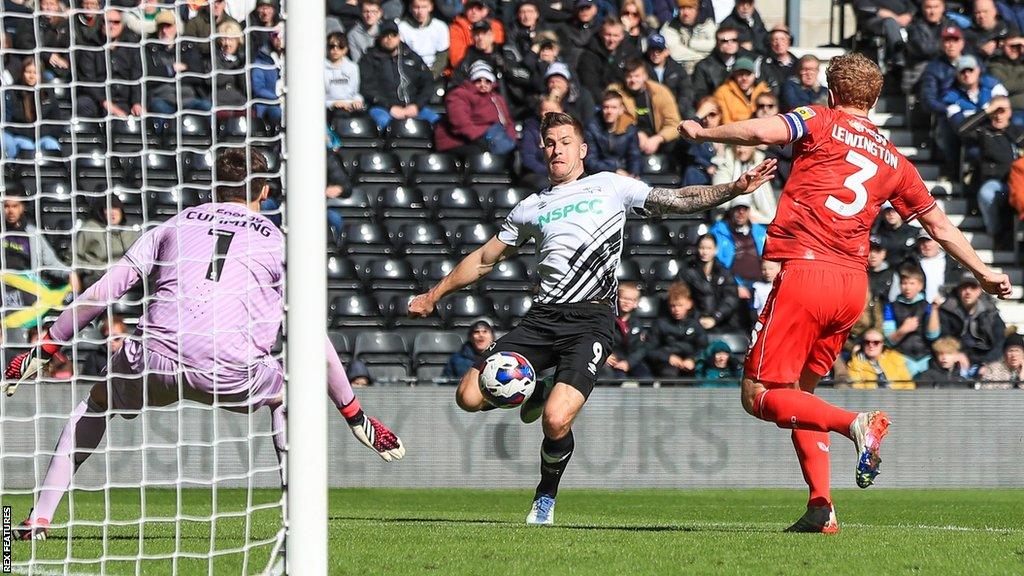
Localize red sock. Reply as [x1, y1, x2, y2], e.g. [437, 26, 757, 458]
[792, 429, 831, 508]
[754, 388, 857, 436]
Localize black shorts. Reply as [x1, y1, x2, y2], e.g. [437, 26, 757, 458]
[475, 302, 616, 399]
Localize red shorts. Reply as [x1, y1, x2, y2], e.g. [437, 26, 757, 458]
[744, 260, 868, 386]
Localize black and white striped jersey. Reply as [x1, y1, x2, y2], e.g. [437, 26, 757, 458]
[497, 172, 651, 305]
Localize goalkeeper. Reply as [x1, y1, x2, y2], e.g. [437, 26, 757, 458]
[4, 148, 404, 541]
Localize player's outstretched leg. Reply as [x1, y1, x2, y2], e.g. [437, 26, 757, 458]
[455, 367, 495, 412]
[18, 390, 109, 540]
[783, 368, 838, 533]
[528, 383, 585, 526]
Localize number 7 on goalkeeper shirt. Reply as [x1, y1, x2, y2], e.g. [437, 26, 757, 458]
[3, 148, 405, 541]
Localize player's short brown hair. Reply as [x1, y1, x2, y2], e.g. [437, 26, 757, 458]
[215, 147, 269, 203]
[667, 282, 691, 302]
[931, 336, 961, 355]
[825, 52, 883, 111]
[540, 111, 584, 141]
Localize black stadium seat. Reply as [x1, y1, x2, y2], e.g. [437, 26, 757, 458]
[624, 222, 675, 256]
[645, 258, 684, 292]
[615, 259, 644, 287]
[429, 186, 484, 219]
[411, 152, 460, 185]
[353, 332, 410, 383]
[484, 259, 531, 292]
[327, 186, 374, 220]
[464, 152, 511, 185]
[640, 153, 681, 186]
[444, 294, 497, 328]
[395, 222, 449, 255]
[332, 115, 382, 149]
[361, 258, 418, 291]
[329, 293, 384, 328]
[387, 294, 445, 329]
[494, 293, 533, 329]
[375, 186, 428, 219]
[479, 185, 530, 219]
[452, 223, 496, 255]
[354, 151, 404, 184]
[413, 331, 464, 380]
[385, 118, 433, 149]
[327, 330, 352, 363]
[327, 255, 362, 290]
[340, 222, 393, 255]
[410, 257, 457, 289]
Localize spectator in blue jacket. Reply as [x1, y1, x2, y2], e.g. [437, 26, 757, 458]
[709, 199, 766, 296]
[251, 36, 283, 124]
[942, 54, 1008, 128]
[584, 90, 642, 176]
[442, 320, 495, 379]
[517, 96, 560, 189]
[920, 25, 968, 167]
[779, 54, 827, 111]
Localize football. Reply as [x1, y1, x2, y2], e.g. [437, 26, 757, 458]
[478, 351, 536, 408]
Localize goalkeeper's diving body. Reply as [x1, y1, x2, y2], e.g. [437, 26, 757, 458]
[4, 148, 404, 541]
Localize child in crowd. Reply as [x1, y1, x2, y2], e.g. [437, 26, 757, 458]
[882, 265, 941, 375]
[751, 259, 780, 317]
[645, 282, 708, 379]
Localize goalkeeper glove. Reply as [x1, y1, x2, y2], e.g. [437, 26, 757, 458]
[4, 333, 63, 397]
[346, 410, 406, 462]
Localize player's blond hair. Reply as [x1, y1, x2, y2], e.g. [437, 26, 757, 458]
[825, 52, 883, 112]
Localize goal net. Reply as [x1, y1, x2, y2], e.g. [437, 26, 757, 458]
[0, 0, 326, 573]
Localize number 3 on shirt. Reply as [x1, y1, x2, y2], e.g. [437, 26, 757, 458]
[825, 151, 877, 217]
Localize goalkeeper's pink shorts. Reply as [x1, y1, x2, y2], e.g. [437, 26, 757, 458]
[104, 339, 284, 413]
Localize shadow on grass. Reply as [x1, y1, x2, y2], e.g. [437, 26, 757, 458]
[330, 515, 778, 533]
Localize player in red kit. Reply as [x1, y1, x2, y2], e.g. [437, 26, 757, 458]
[679, 52, 1012, 532]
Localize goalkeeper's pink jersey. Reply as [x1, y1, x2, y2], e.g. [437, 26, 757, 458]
[123, 203, 284, 381]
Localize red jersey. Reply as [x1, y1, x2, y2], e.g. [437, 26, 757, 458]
[766, 105, 937, 269]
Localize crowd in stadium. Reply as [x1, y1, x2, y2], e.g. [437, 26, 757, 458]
[0, 0, 1022, 388]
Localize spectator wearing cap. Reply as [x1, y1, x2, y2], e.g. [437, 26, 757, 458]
[913, 227, 965, 302]
[442, 320, 495, 378]
[659, 0, 716, 75]
[347, 360, 374, 387]
[607, 58, 680, 154]
[212, 20, 249, 116]
[518, 95, 562, 188]
[619, 0, 651, 53]
[144, 10, 210, 114]
[325, 32, 365, 130]
[452, 18, 507, 86]
[979, 333, 1024, 388]
[942, 54, 1008, 129]
[359, 20, 440, 130]
[449, 0, 505, 73]
[557, 0, 602, 66]
[399, 0, 450, 79]
[846, 329, 915, 389]
[75, 8, 144, 119]
[779, 54, 827, 112]
[903, 0, 956, 94]
[12, 0, 71, 82]
[871, 205, 918, 267]
[718, 0, 768, 54]
[691, 25, 746, 103]
[987, 33, 1024, 125]
[183, 0, 240, 58]
[759, 24, 797, 95]
[853, 0, 915, 66]
[966, 0, 1019, 59]
[920, 26, 969, 169]
[502, 1, 556, 118]
[695, 340, 742, 387]
[712, 56, 771, 124]
[435, 61, 517, 157]
[578, 18, 640, 102]
[644, 32, 694, 119]
[709, 199, 766, 301]
[914, 336, 974, 387]
[867, 235, 899, 301]
[713, 146, 777, 223]
[540, 61, 596, 126]
[244, 0, 282, 59]
[584, 89, 642, 176]
[939, 273, 1007, 368]
[348, 0, 387, 62]
[75, 196, 141, 290]
[957, 95, 1023, 244]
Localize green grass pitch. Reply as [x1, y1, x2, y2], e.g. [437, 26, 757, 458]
[4, 488, 1023, 575]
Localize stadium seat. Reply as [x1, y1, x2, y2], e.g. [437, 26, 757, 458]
[340, 222, 393, 255]
[74, 152, 111, 182]
[332, 115, 383, 149]
[633, 295, 661, 326]
[715, 332, 750, 358]
[463, 152, 511, 185]
[484, 259, 531, 291]
[353, 331, 410, 376]
[176, 113, 214, 147]
[385, 118, 433, 149]
[452, 223, 496, 255]
[109, 117, 146, 151]
[216, 116, 250, 143]
[479, 185, 530, 219]
[615, 259, 644, 287]
[413, 331, 463, 380]
[444, 294, 497, 328]
[494, 293, 533, 329]
[38, 181, 73, 214]
[410, 152, 461, 185]
[360, 258, 418, 291]
[394, 222, 449, 256]
[354, 151, 404, 185]
[624, 222, 675, 256]
[375, 186, 428, 219]
[61, 119, 104, 147]
[674, 222, 707, 258]
[183, 151, 214, 184]
[428, 186, 484, 219]
[327, 185, 374, 220]
[138, 151, 179, 188]
[329, 293, 384, 328]
[147, 188, 202, 217]
[327, 330, 352, 364]
[645, 258, 684, 292]
[640, 153, 681, 186]
[326, 255, 362, 290]
[410, 256, 457, 289]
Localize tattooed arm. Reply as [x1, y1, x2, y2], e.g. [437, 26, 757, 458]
[643, 159, 778, 217]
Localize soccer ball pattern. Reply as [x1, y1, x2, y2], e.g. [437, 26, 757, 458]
[478, 352, 536, 408]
